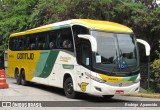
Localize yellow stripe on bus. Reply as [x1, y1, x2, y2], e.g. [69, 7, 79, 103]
[98, 73, 123, 82]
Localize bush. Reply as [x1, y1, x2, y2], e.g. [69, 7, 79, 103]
[150, 42, 160, 92]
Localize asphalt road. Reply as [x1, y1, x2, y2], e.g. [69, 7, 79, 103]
[0, 78, 159, 110]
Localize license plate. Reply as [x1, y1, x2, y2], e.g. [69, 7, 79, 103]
[115, 90, 124, 94]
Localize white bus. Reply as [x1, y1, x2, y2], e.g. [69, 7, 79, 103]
[8, 19, 150, 98]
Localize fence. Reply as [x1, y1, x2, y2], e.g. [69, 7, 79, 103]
[140, 63, 160, 92]
[140, 63, 149, 89]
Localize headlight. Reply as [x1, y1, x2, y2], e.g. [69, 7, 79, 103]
[85, 73, 106, 83]
[133, 79, 140, 83]
[133, 74, 141, 83]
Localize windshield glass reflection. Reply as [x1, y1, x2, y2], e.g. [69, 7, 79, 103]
[91, 31, 138, 72]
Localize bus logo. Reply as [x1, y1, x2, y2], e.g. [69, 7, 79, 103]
[78, 82, 88, 92]
[59, 56, 71, 62]
[17, 53, 34, 60]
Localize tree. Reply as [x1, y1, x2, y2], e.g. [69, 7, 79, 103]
[0, 0, 39, 49]
[0, 0, 160, 62]
[151, 42, 160, 92]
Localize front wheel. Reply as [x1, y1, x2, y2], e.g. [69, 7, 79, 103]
[64, 77, 77, 98]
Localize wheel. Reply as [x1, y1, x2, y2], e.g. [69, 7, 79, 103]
[15, 69, 21, 85]
[103, 95, 114, 99]
[64, 77, 77, 98]
[20, 70, 28, 86]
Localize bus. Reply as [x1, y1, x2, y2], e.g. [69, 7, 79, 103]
[8, 19, 150, 98]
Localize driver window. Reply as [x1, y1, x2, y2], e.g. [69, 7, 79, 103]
[81, 40, 91, 68]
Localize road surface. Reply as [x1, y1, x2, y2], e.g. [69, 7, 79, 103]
[0, 78, 159, 110]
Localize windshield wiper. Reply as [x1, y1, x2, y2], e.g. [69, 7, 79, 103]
[110, 51, 120, 74]
[119, 49, 133, 75]
[110, 49, 133, 75]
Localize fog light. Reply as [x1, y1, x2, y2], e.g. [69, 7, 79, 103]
[135, 87, 139, 92]
[95, 87, 102, 92]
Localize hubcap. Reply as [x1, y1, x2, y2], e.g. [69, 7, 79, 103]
[66, 82, 73, 94]
[21, 75, 24, 82]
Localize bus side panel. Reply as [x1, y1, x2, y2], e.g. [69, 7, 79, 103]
[8, 49, 41, 81]
[48, 51, 77, 88]
[8, 50, 15, 78]
[30, 50, 58, 85]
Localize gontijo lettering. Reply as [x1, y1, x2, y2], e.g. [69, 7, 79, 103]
[17, 53, 34, 60]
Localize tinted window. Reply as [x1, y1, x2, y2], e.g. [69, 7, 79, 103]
[48, 31, 57, 49]
[72, 25, 89, 64]
[37, 34, 47, 50]
[9, 27, 74, 52]
[48, 27, 74, 52]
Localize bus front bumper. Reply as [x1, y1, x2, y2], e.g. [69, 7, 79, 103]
[90, 80, 140, 96]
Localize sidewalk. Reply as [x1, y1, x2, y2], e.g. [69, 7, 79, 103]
[127, 88, 160, 99]
[128, 93, 160, 99]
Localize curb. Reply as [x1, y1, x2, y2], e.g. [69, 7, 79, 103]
[127, 93, 160, 98]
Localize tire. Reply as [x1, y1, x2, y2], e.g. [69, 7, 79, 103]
[20, 70, 28, 86]
[15, 69, 21, 85]
[103, 95, 114, 99]
[64, 77, 77, 98]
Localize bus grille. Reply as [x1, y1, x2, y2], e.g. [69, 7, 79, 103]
[105, 82, 135, 87]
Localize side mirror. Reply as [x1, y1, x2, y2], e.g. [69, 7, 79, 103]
[78, 34, 97, 52]
[137, 39, 151, 56]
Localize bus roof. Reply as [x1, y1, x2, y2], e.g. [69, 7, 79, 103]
[10, 19, 133, 37]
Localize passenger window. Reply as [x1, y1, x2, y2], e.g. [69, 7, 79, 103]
[48, 31, 57, 49]
[9, 38, 15, 50]
[62, 39, 72, 49]
[14, 38, 19, 50]
[18, 38, 24, 50]
[23, 36, 29, 50]
[28, 35, 36, 50]
[60, 28, 74, 51]
[48, 27, 74, 52]
[37, 34, 46, 50]
[9, 27, 75, 51]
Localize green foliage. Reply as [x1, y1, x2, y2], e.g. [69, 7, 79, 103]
[0, 0, 160, 72]
[0, 0, 38, 49]
[146, 88, 155, 93]
[150, 42, 160, 92]
[112, 0, 160, 63]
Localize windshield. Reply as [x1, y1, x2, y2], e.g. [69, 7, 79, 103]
[91, 31, 138, 73]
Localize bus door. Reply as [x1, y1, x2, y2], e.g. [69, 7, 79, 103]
[77, 40, 91, 93]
